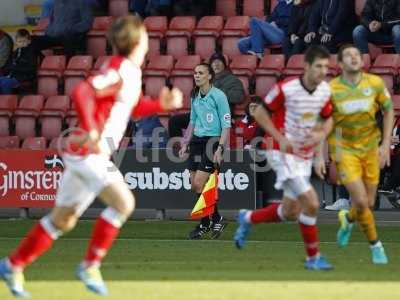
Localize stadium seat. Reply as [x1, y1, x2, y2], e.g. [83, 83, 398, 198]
[0, 136, 20, 149]
[87, 16, 113, 59]
[90, 56, 111, 76]
[229, 55, 257, 95]
[64, 55, 93, 96]
[166, 16, 196, 59]
[108, 0, 129, 17]
[255, 55, 284, 97]
[40, 95, 70, 140]
[0, 95, 18, 136]
[171, 55, 201, 76]
[370, 54, 400, 75]
[32, 17, 49, 36]
[144, 16, 168, 58]
[14, 95, 45, 139]
[221, 16, 250, 59]
[22, 137, 47, 150]
[143, 55, 174, 98]
[216, 0, 237, 18]
[283, 54, 305, 77]
[37, 55, 66, 98]
[243, 0, 265, 18]
[370, 54, 400, 94]
[193, 16, 224, 60]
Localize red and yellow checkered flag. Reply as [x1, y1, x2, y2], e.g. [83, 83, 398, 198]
[190, 170, 219, 219]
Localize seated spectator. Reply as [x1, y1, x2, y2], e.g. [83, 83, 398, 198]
[304, 0, 357, 53]
[168, 52, 244, 138]
[0, 30, 13, 70]
[0, 29, 36, 94]
[237, 0, 293, 59]
[230, 96, 261, 149]
[353, 0, 400, 54]
[146, 0, 172, 17]
[283, 0, 315, 59]
[32, 0, 93, 58]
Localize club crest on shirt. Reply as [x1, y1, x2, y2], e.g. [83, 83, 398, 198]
[362, 87, 372, 96]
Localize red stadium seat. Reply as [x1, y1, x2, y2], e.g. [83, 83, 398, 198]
[40, 95, 70, 140]
[229, 55, 257, 96]
[370, 54, 400, 76]
[22, 137, 47, 150]
[108, 0, 129, 17]
[87, 16, 113, 59]
[393, 95, 400, 115]
[143, 55, 174, 98]
[255, 55, 284, 97]
[171, 55, 201, 76]
[283, 54, 305, 77]
[193, 16, 224, 60]
[0, 136, 20, 149]
[216, 0, 237, 18]
[166, 16, 196, 59]
[144, 16, 168, 58]
[243, 0, 265, 18]
[14, 95, 45, 139]
[221, 16, 250, 59]
[64, 56, 93, 96]
[32, 17, 49, 36]
[0, 95, 18, 136]
[37, 55, 66, 97]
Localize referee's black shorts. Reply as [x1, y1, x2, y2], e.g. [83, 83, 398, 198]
[188, 136, 219, 173]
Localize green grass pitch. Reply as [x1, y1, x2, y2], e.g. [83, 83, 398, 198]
[0, 220, 399, 300]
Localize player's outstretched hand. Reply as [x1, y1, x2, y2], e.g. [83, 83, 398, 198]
[303, 127, 325, 148]
[313, 158, 326, 180]
[159, 87, 183, 111]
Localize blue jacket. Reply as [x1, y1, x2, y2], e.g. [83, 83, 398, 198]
[267, 0, 293, 35]
[308, 0, 357, 36]
[46, 0, 93, 37]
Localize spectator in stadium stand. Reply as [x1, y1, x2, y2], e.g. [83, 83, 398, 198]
[0, 30, 13, 70]
[146, 0, 172, 17]
[0, 29, 36, 94]
[283, 0, 315, 59]
[353, 0, 400, 54]
[41, 0, 54, 17]
[168, 52, 244, 139]
[304, 0, 357, 53]
[237, 0, 293, 59]
[32, 0, 93, 58]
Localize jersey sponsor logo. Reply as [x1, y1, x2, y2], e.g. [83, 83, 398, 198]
[223, 113, 231, 123]
[362, 88, 373, 96]
[341, 99, 370, 114]
[301, 112, 317, 121]
[206, 113, 214, 123]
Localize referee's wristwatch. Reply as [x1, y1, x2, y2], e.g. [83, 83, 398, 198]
[217, 144, 224, 153]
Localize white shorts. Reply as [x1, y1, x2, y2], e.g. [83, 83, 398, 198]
[265, 150, 312, 198]
[56, 154, 125, 216]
